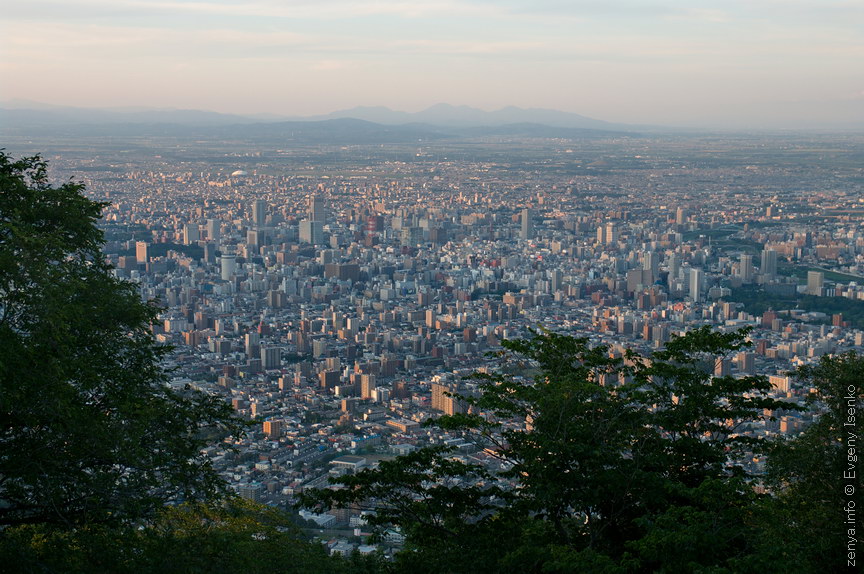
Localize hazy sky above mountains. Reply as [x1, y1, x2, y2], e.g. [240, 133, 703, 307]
[2, 0, 862, 128]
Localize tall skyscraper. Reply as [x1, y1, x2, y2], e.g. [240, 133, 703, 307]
[246, 229, 260, 249]
[299, 220, 324, 245]
[220, 254, 236, 281]
[549, 268, 563, 292]
[643, 251, 660, 281]
[310, 195, 326, 223]
[689, 268, 704, 302]
[206, 218, 220, 241]
[807, 270, 824, 296]
[261, 346, 281, 370]
[203, 243, 215, 264]
[520, 208, 533, 240]
[360, 374, 377, 399]
[135, 241, 149, 264]
[244, 332, 260, 357]
[183, 223, 199, 245]
[605, 222, 618, 245]
[739, 254, 754, 283]
[761, 249, 778, 279]
[667, 253, 681, 280]
[252, 199, 267, 228]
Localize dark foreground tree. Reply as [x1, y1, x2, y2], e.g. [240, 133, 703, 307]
[0, 151, 243, 527]
[0, 152, 382, 573]
[737, 351, 863, 573]
[0, 499, 387, 574]
[303, 327, 798, 573]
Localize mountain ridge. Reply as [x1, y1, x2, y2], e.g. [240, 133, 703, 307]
[0, 100, 630, 130]
[310, 103, 618, 129]
[0, 111, 634, 143]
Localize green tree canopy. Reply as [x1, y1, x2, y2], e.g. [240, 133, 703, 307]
[1, 499, 386, 574]
[302, 327, 798, 572]
[0, 151, 243, 527]
[739, 351, 864, 573]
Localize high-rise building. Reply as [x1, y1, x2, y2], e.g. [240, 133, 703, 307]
[431, 382, 466, 415]
[263, 420, 282, 439]
[366, 214, 384, 232]
[261, 346, 281, 370]
[549, 268, 563, 292]
[135, 241, 149, 264]
[246, 229, 259, 248]
[324, 263, 360, 282]
[206, 218, 220, 241]
[238, 483, 262, 502]
[643, 251, 660, 281]
[299, 220, 324, 245]
[807, 270, 824, 296]
[739, 254, 754, 283]
[761, 249, 778, 279]
[737, 351, 756, 375]
[220, 254, 236, 281]
[245, 332, 260, 358]
[520, 208, 533, 240]
[400, 226, 424, 247]
[605, 222, 618, 245]
[183, 223, 199, 245]
[360, 374, 377, 399]
[689, 268, 704, 302]
[627, 269, 654, 293]
[252, 199, 267, 228]
[203, 242, 215, 264]
[310, 195, 326, 223]
[371, 387, 390, 404]
[667, 253, 681, 280]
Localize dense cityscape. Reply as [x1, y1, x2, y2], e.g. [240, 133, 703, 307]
[8, 128, 861, 558]
[3, 0, 861, 569]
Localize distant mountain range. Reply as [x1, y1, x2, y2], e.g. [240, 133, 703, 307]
[4, 100, 863, 135]
[304, 103, 620, 130]
[0, 100, 632, 128]
[0, 101, 647, 142]
[0, 100, 262, 127]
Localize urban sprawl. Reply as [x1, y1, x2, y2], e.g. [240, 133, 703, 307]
[30, 133, 864, 555]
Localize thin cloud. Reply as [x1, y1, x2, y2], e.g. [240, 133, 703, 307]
[1, 22, 312, 53]
[309, 60, 349, 71]
[9, 0, 504, 20]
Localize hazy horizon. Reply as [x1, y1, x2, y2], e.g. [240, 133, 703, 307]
[2, 1, 862, 129]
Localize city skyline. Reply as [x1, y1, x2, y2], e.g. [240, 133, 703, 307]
[2, 0, 862, 129]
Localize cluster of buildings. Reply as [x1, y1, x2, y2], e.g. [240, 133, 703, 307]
[42, 134, 864, 554]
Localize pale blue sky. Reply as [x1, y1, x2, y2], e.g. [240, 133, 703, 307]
[2, 0, 862, 127]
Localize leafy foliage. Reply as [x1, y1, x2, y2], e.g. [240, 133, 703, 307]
[738, 351, 864, 573]
[0, 151, 244, 528]
[726, 285, 864, 327]
[0, 500, 363, 574]
[303, 327, 798, 572]
[302, 445, 506, 573]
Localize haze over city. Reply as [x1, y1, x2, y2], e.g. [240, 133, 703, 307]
[3, 0, 864, 571]
[2, 0, 863, 129]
